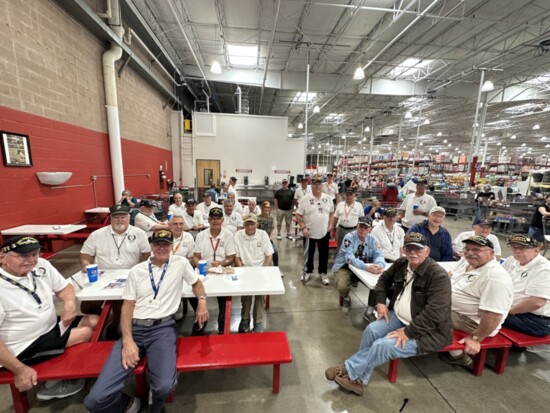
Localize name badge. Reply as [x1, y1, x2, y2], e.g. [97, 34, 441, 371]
[147, 299, 161, 309]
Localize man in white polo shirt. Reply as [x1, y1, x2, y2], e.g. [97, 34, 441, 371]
[134, 200, 170, 238]
[168, 192, 186, 218]
[453, 218, 502, 260]
[322, 173, 340, 205]
[331, 187, 364, 249]
[371, 208, 405, 263]
[293, 177, 311, 208]
[222, 200, 243, 235]
[399, 177, 436, 232]
[196, 192, 219, 222]
[502, 234, 550, 337]
[181, 199, 204, 236]
[234, 214, 274, 333]
[439, 235, 513, 368]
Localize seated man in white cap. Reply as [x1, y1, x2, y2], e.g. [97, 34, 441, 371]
[234, 214, 274, 333]
[0, 236, 98, 400]
[502, 234, 550, 337]
[408, 206, 453, 262]
[453, 218, 501, 261]
[134, 200, 170, 238]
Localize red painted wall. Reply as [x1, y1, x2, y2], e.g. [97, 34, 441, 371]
[0, 106, 173, 231]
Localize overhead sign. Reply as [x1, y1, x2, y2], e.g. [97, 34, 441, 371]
[235, 169, 252, 173]
[274, 170, 291, 174]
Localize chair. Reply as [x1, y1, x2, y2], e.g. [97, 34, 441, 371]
[129, 208, 140, 226]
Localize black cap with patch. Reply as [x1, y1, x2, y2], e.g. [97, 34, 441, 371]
[140, 199, 154, 208]
[1, 236, 41, 254]
[357, 216, 373, 227]
[462, 235, 494, 249]
[209, 207, 223, 218]
[506, 234, 538, 248]
[149, 230, 174, 244]
[403, 232, 428, 248]
[110, 204, 130, 215]
[473, 218, 493, 227]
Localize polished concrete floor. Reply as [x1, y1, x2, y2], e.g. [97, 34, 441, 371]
[2, 216, 549, 412]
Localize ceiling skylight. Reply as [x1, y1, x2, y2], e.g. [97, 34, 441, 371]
[227, 44, 258, 67]
[388, 58, 432, 78]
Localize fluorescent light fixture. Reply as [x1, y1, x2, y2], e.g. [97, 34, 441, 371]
[545, 144, 550, 148]
[437, 131, 442, 136]
[313, 105, 320, 114]
[210, 60, 222, 74]
[389, 129, 394, 134]
[448, 143, 452, 147]
[405, 111, 412, 119]
[443, 139, 447, 143]
[541, 137, 547, 141]
[533, 124, 540, 130]
[423, 119, 430, 125]
[288, 133, 293, 138]
[342, 135, 346, 140]
[521, 143, 526, 146]
[353, 66, 365, 80]
[496, 142, 501, 146]
[388, 58, 432, 78]
[510, 135, 517, 139]
[227, 44, 257, 66]
[298, 123, 303, 129]
[364, 126, 370, 132]
[293, 91, 317, 103]
[481, 80, 494, 92]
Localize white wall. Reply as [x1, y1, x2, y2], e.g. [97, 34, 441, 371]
[192, 112, 305, 186]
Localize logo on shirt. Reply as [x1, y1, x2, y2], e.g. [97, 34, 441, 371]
[257, 242, 262, 247]
[520, 271, 528, 278]
[31, 267, 46, 277]
[344, 239, 351, 248]
[322, 198, 329, 204]
[466, 273, 478, 283]
[309, 199, 315, 205]
[419, 199, 426, 205]
[128, 234, 136, 242]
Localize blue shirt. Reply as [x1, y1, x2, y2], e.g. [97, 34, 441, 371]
[205, 188, 219, 203]
[364, 205, 384, 217]
[407, 222, 453, 262]
[332, 231, 385, 272]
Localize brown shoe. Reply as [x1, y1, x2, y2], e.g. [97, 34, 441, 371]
[325, 365, 346, 381]
[335, 374, 363, 396]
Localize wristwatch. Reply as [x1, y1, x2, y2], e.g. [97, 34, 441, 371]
[199, 295, 207, 302]
[471, 334, 480, 342]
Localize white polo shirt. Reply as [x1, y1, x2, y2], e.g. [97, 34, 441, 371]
[196, 201, 219, 221]
[123, 256, 198, 320]
[296, 193, 334, 239]
[242, 205, 261, 216]
[451, 258, 513, 336]
[394, 266, 414, 325]
[172, 232, 195, 259]
[294, 186, 311, 204]
[168, 203, 186, 217]
[321, 182, 338, 201]
[234, 229, 274, 267]
[81, 225, 150, 270]
[503, 254, 550, 317]
[453, 231, 502, 257]
[371, 222, 405, 262]
[134, 212, 160, 237]
[334, 201, 364, 228]
[193, 227, 236, 264]
[231, 202, 243, 215]
[182, 210, 203, 229]
[0, 259, 69, 356]
[228, 185, 239, 202]
[222, 211, 243, 235]
[400, 193, 437, 228]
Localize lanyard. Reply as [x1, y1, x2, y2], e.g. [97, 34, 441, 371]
[210, 237, 221, 261]
[173, 237, 183, 254]
[148, 258, 170, 300]
[111, 233, 128, 257]
[343, 202, 354, 220]
[384, 224, 395, 246]
[397, 269, 415, 301]
[0, 272, 42, 305]
[140, 212, 158, 223]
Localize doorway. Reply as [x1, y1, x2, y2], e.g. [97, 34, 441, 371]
[196, 159, 220, 188]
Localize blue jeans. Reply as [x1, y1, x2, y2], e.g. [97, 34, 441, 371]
[503, 313, 550, 337]
[528, 227, 544, 243]
[345, 311, 419, 384]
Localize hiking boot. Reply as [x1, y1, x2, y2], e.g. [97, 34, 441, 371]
[36, 379, 86, 400]
[335, 375, 363, 396]
[238, 319, 250, 333]
[252, 322, 264, 333]
[320, 273, 330, 285]
[325, 365, 347, 381]
[438, 351, 473, 368]
[341, 297, 351, 314]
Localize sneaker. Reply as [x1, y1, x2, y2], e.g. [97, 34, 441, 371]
[438, 351, 473, 368]
[301, 273, 312, 283]
[276, 234, 282, 240]
[36, 379, 86, 400]
[325, 365, 347, 381]
[341, 297, 351, 314]
[334, 375, 363, 396]
[287, 234, 293, 240]
[363, 310, 376, 322]
[350, 281, 359, 288]
[127, 397, 141, 413]
[173, 301, 184, 321]
[238, 318, 250, 333]
[252, 322, 264, 333]
[320, 273, 330, 285]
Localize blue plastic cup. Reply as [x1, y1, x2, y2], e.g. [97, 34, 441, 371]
[86, 264, 99, 283]
[167, 214, 172, 221]
[499, 258, 505, 265]
[198, 260, 207, 276]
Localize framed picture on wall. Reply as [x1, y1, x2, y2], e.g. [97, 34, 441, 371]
[1, 131, 32, 167]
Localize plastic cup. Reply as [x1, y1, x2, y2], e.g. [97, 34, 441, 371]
[86, 264, 99, 283]
[198, 260, 207, 276]
[499, 258, 505, 265]
[167, 214, 173, 221]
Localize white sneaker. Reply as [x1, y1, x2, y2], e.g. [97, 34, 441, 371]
[276, 234, 282, 240]
[302, 273, 311, 282]
[341, 297, 351, 314]
[320, 274, 330, 285]
[127, 397, 141, 413]
[287, 234, 293, 240]
[36, 379, 85, 400]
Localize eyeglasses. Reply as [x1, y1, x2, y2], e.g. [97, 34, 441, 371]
[7, 251, 40, 260]
[403, 246, 424, 253]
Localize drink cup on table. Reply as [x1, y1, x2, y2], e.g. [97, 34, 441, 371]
[198, 260, 208, 276]
[86, 264, 99, 283]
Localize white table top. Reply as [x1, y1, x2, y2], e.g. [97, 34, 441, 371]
[74, 266, 285, 301]
[84, 207, 110, 214]
[2, 224, 87, 236]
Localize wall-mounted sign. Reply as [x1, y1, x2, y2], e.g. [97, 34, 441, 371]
[235, 169, 252, 173]
[274, 170, 291, 174]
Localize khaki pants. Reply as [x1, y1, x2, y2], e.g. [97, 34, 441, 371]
[451, 311, 478, 333]
[241, 295, 266, 323]
[335, 267, 359, 298]
[276, 209, 293, 234]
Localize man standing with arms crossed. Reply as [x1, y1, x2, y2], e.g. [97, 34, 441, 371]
[273, 178, 295, 240]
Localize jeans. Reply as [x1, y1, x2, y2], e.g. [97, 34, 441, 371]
[344, 311, 419, 384]
[503, 313, 550, 337]
[528, 227, 544, 243]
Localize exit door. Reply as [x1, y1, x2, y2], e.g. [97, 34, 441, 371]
[196, 159, 221, 188]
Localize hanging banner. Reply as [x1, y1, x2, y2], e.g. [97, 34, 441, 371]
[235, 169, 252, 173]
[274, 170, 290, 174]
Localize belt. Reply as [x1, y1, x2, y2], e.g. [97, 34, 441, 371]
[339, 225, 356, 230]
[132, 316, 173, 327]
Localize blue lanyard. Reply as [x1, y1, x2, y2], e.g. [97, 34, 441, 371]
[148, 258, 170, 300]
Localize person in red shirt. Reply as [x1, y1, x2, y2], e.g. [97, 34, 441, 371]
[381, 178, 399, 206]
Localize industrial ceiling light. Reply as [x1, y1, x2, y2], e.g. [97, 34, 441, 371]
[437, 131, 442, 136]
[353, 66, 365, 80]
[364, 126, 370, 132]
[481, 80, 494, 92]
[405, 111, 412, 119]
[342, 135, 346, 140]
[288, 133, 293, 138]
[545, 144, 550, 148]
[313, 105, 320, 114]
[497, 142, 501, 146]
[511, 134, 517, 139]
[210, 60, 222, 74]
[298, 123, 303, 129]
[423, 118, 430, 125]
[533, 124, 540, 130]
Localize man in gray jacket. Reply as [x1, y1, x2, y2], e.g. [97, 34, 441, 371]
[325, 232, 452, 396]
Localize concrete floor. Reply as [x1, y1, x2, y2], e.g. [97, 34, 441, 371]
[2, 216, 549, 412]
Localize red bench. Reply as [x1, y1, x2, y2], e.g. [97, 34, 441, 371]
[498, 327, 550, 347]
[135, 331, 292, 399]
[387, 330, 512, 383]
[0, 341, 146, 413]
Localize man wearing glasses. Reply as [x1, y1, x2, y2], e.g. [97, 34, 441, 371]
[0, 236, 98, 400]
[325, 232, 452, 396]
[440, 235, 513, 368]
[501, 234, 550, 337]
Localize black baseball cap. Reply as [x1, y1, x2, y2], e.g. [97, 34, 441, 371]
[462, 235, 494, 249]
[110, 204, 130, 215]
[357, 216, 373, 227]
[1, 236, 41, 254]
[403, 232, 428, 248]
[209, 207, 223, 218]
[140, 200, 154, 208]
[149, 230, 173, 244]
[473, 218, 493, 227]
[506, 234, 538, 248]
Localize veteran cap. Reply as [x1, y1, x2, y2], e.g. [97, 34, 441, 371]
[473, 217, 493, 227]
[403, 232, 428, 248]
[1, 236, 41, 254]
[415, 177, 429, 185]
[149, 230, 174, 244]
[384, 208, 398, 217]
[311, 178, 322, 185]
[345, 187, 356, 194]
[462, 235, 494, 249]
[243, 214, 258, 223]
[186, 198, 196, 205]
[140, 199, 154, 208]
[506, 234, 538, 248]
[209, 207, 223, 218]
[110, 204, 130, 215]
[357, 216, 373, 227]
